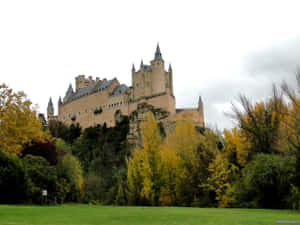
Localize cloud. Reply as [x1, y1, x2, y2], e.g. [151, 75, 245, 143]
[245, 38, 300, 81]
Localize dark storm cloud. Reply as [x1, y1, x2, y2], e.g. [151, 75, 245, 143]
[245, 38, 300, 77]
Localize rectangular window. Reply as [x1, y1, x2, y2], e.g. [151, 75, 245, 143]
[146, 81, 150, 87]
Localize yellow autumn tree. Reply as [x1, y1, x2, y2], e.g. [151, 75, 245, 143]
[159, 136, 180, 206]
[202, 151, 237, 208]
[163, 117, 201, 205]
[280, 77, 300, 153]
[127, 112, 163, 205]
[223, 128, 250, 167]
[0, 84, 46, 155]
[231, 90, 285, 158]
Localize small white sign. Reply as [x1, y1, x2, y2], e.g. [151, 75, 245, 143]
[42, 190, 47, 196]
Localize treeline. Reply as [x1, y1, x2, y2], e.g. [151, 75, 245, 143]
[125, 75, 300, 209]
[0, 74, 299, 208]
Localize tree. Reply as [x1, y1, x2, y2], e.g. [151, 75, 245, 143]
[23, 155, 57, 203]
[230, 87, 285, 159]
[238, 153, 295, 209]
[127, 112, 163, 205]
[0, 84, 46, 155]
[202, 152, 237, 207]
[0, 150, 30, 203]
[48, 121, 81, 145]
[163, 117, 200, 206]
[21, 139, 58, 165]
[56, 152, 83, 201]
[223, 128, 250, 168]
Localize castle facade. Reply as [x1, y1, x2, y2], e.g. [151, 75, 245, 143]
[47, 45, 204, 129]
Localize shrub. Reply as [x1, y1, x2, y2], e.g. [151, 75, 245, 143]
[0, 151, 30, 203]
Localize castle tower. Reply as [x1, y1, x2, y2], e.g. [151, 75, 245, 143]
[150, 43, 166, 95]
[75, 75, 94, 91]
[47, 97, 54, 121]
[58, 96, 62, 115]
[198, 96, 204, 127]
[168, 63, 174, 96]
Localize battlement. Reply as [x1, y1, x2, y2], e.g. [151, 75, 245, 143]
[75, 75, 100, 91]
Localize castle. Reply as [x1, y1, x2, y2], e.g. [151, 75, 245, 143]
[47, 45, 204, 130]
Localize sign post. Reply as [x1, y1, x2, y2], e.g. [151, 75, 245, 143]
[42, 190, 47, 205]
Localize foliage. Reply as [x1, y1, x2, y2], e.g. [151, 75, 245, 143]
[56, 178, 71, 203]
[127, 112, 163, 206]
[202, 152, 237, 208]
[0, 150, 30, 203]
[56, 151, 83, 202]
[237, 153, 295, 209]
[231, 87, 285, 158]
[48, 121, 81, 145]
[223, 128, 250, 168]
[21, 139, 58, 165]
[72, 117, 129, 204]
[0, 84, 46, 155]
[23, 154, 57, 203]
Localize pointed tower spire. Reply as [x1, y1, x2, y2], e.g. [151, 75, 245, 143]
[47, 97, 53, 109]
[168, 63, 172, 72]
[140, 59, 144, 69]
[154, 43, 163, 60]
[132, 63, 135, 72]
[198, 95, 204, 127]
[47, 97, 54, 120]
[58, 96, 62, 104]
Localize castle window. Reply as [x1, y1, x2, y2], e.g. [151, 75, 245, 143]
[165, 83, 169, 88]
[146, 81, 150, 87]
[120, 101, 122, 105]
[136, 83, 139, 87]
[85, 109, 87, 113]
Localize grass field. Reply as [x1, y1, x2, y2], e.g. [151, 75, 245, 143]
[0, 204, 300, 225]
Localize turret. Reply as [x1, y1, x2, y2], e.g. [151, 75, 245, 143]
[154, 43, 163, 61]
[132, 63, 135, 72]
[58, 96, 62, 115]
[198, 96, 204, 127]
[47, 97, 54, 120]
[151, 43, 165, 69]
[168, 63, 172, 72]
[140, 59, 144, 71]
[58, 96, 62, 105]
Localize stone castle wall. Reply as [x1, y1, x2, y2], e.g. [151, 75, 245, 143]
[48, 45, 204, 130]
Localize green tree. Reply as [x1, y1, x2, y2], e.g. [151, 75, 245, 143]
[0, 150, 30, 203]
[23, 155, 57, 203]
[238, 153, 295, 208]
[56, 152, 83, 201]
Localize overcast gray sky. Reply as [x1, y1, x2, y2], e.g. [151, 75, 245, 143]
[1, 0, 300, 130]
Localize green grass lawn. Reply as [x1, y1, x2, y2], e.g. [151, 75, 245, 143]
[0, 204, 299, 225]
